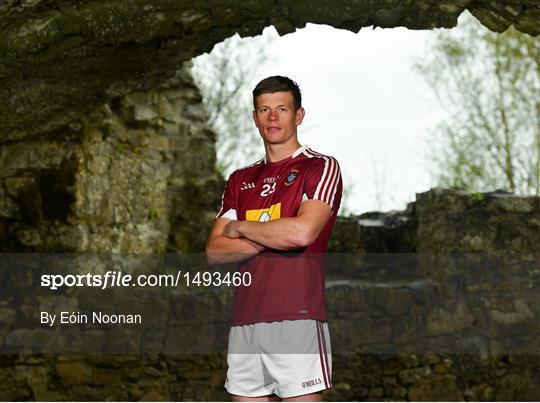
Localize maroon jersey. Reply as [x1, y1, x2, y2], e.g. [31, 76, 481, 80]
[216, 145, 342, 325]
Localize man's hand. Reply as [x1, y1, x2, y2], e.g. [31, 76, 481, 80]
[206, 200, 331, 263]
[230, 200, 332, 250]
[205, 217, 265, 265]
[222, 220, 242, 239]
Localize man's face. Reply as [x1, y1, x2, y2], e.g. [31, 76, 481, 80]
[252, 91, 305, 146]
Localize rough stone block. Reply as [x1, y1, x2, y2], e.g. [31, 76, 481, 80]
[427, 300, 474, 336]
[407, 375, 463, 401]
[55, 361, 92, 384]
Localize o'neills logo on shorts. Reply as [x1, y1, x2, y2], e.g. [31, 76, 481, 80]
[302, 377, 322, 388]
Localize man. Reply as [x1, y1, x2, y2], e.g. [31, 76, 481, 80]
[206, 76, 342, 401]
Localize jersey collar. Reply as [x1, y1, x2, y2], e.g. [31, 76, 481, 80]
[264, 144, 308, 164]
[292, 144, 308, 158]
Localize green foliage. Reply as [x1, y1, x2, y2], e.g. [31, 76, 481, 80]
[411, 237, 422, 249]
[470, 192, 484, 204]
[147, 209, 159, 219]
[415, 12, 540, 196]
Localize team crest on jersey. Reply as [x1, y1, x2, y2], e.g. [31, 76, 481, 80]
[284, 169, 299, 186]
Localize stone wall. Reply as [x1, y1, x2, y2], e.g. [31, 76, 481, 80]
[1, 185, 540, 400]
[0, 62, 229, 400]
[325, 188, 540, 400]
[330, 187, 540, 255]
[0, 62, 221, 253]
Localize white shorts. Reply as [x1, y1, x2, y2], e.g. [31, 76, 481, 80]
[225, 319, 332, 398]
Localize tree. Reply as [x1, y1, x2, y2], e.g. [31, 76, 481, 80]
[191, 31, 275, 177]
[415, 12, 540, 195]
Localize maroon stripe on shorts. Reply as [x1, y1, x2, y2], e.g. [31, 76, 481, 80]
[317, 321, 330, 388]
[316, 321, 329, 388]
[319, 322, 332, 387]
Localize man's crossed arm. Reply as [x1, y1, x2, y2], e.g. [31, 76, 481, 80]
[205, 200, 332, 265]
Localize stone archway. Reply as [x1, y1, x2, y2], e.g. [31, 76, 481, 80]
[0, 3, 539, 401]
[1, 2, 537, 254]
[0, 1, 537, 139]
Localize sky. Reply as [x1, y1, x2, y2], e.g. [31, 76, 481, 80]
[194, 17, 464, 214]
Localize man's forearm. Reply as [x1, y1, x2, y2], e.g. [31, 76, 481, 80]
[206, 235, 265, 265]
[236, 218, 312, 250]
[219, 200, 331, 252]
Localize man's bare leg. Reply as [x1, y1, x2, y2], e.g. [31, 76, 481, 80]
[282, 392, 322, 402]
[231, 391, 322, 402]
[231, 394, 280, 402]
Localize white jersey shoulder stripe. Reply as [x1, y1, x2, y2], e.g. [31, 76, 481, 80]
[302, 149, 329, 202]
[303, 149, 341, 209]
[320, 156, 337, 203]
[307, 149, 340, 206]
[326, 159, 341, 208]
